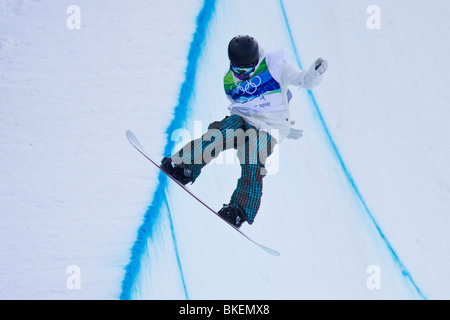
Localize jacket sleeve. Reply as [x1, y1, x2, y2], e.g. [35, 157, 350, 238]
[282, 61, 323, 90]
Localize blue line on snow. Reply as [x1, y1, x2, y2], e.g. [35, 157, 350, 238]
[278, 0, 427, 300]
[120, 0, 217, 300]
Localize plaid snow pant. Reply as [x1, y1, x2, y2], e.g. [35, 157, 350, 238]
[171, 115, 276, 224]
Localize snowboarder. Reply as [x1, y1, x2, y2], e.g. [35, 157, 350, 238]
[161, 35, 327, 228]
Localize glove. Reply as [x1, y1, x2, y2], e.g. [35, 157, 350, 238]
[314, 57, 328, 75]
[287, 128, 303, 140]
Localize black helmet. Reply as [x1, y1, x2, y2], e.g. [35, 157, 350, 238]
[228, 35, 259, 67]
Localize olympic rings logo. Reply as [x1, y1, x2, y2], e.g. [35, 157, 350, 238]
[230, 76, 262, 96]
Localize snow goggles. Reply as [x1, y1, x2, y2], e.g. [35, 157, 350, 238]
[230, 62, 257, 76]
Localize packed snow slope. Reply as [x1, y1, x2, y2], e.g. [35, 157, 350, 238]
[124, 0, 450, 300]
[0, 0, 202, 299]
[1, 0, 450, 300]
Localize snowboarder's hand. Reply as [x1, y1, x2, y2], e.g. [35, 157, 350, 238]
[314, 57, 328, 75]
[287, 128, 303, 140]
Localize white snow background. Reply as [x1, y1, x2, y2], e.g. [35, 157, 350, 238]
[1, 0, 450, 300]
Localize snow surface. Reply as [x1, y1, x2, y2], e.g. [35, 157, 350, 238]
[1, 0, 450, 300]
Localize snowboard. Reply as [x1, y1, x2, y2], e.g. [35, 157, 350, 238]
[126, 130, 280, 256]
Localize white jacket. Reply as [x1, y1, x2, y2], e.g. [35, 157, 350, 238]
[228, 49, 324, 142]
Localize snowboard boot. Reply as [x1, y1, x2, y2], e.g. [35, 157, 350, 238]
[218, 204, 247, 229]
[160, 156, 194, 185]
